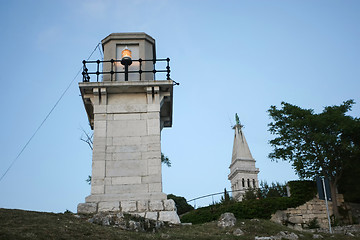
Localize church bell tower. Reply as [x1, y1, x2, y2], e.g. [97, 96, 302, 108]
[228, 121, 260, 201]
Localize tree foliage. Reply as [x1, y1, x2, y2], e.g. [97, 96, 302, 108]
[268, 100, 360, 216]
[243, 181, 287, 201]
[167, 194, 194, 215]
[161, 153, 171, 167]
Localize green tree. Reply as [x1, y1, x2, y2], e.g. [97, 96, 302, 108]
[268, 100, 360, 218]
[167, 194, 194, 215]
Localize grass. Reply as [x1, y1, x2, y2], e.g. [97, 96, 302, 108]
[1, 208, 359, 240]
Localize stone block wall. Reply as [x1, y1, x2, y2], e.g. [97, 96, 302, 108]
[271, 197, 335, 229]
[89, 91, 163, 199]
[78, 199, 180, 224]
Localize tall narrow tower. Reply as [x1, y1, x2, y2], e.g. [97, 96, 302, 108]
[228, 122, 259, 201]
[77, 33, 179, 223]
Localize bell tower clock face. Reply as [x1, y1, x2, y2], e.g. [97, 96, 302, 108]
[116, 44, 139, 81]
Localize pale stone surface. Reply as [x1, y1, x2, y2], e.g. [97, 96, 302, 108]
[149, 200, 164, 211]
[137, 200, 149, 212]
[270, 197, 340, 229]
[105, 184, 148, 194]
[121, 201, 137, 212]
[228, 125, 259, 201]
[233, 228, 244, 236]
[163, 199, 176, 211]
[112, 176, 142, 185]
[91, 184, 105, 195]
[135, 212, 146, 218]
[98, 201, 120, 212]
[145, 212, 158, 221]
[78, 33, 177, 222]
[77, 203, 97, 214]
[92, 161, 105, 177]
[217, 213, 236, 228]
[158, 211, 181, 224]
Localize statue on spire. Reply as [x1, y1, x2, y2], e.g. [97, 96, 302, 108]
[233, 113, 244, 133]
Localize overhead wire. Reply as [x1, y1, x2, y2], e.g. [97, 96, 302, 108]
[0, 43, 102, 183]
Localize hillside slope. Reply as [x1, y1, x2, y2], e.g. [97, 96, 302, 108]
[0, 208, 359, 240]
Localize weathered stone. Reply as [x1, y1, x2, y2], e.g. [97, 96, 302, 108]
[133, 212, 146, 218]
[217, 212, 236, 228]
[145, 212, 158, 221]
[276, 231, 299, 240]
[233, 228, 244, 236]
[121, 201, 137, 212]
[77, 203, 97, 214]
[312, 234, 323, 239]
[149, 200, 164, 211]
[137, 200, 149, 212]
[98, 201, 120, 212]
[163, 199, 176, 211]
[77, 34, 178, 224]
[160, 233, 170, 239]
[254, 237, 274, 240]
[88, 211, 166, 232]
[158, 211, 181, 224]
[288, 216, 303, 224]
[271, 210, 287, 224]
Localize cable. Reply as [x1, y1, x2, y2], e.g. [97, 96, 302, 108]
[0, 43, 101, 183]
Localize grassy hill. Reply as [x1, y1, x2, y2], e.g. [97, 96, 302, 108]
[0, 208, 359, 240]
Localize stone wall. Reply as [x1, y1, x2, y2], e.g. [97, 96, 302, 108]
[271, 197, 334, 230]
[78, 199, 180, 224]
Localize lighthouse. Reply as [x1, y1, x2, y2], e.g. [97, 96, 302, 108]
[77, 33, 179, 223]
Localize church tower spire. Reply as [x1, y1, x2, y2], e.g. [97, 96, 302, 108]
[228, 115, 259, 201]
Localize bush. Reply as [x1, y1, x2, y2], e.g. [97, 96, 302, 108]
[167, 194, 194, 215]
[180, 180, 317, 224]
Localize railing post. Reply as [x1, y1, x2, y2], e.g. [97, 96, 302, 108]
[166, 58, 170, 80]
[96, 60, 100, 82]
[110, 59, 114, 81]
[82, 60, 86, 82]
[139, 58, 142, 81]
[153, 59, 156, 81]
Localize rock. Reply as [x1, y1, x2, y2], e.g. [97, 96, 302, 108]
[181, 223, 192, 226]
[161, 233, 170, 239]
[217, 212, 236, 228]
[233, 228, 244, 236]
[312, 234, 323, 239]
[88, 212, 166, 232]
[254, 237, 274, 240]
[276, 231, 299, 240]
[271, 210, 287, 225]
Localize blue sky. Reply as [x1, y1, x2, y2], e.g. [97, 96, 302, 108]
[0, 0, 359, 212]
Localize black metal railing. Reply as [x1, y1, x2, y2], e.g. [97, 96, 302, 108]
[82, 58, 171, 82]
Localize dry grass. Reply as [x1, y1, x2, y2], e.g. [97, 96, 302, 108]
[0, 208, 359, 240]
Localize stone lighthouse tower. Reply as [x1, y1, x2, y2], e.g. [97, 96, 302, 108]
[77, 33, 179, 223]
[228, 119, 259, 201]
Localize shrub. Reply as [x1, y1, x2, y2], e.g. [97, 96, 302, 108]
[307, 217, 320, 229]
[180, 180, 317, 224]
[167, 194, 194, 215]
